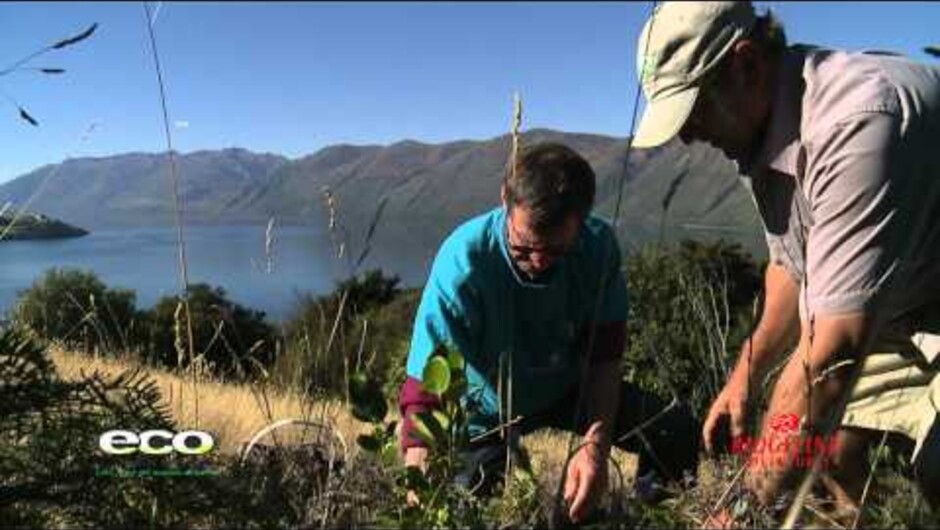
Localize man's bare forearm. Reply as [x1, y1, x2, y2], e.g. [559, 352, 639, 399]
[732, 263, 801, 384]
[404, 447, 429, 471]
[747, 313, 870, 502]
[584, 359, 622, 449]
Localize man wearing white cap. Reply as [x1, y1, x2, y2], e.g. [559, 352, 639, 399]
[633, 0, 940, 518]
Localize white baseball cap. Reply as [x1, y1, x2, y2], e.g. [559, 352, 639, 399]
[633, 1, 757, 148]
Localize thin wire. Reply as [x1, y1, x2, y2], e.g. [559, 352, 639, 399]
[141, 1, 190, 294]
[0, 47, 51, 78]
[142, 1, 199, 427]
[149, 1, 164, 27]
[554, 0, 660, 518]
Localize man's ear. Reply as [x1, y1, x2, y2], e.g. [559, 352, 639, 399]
[731, 39, 765, 88]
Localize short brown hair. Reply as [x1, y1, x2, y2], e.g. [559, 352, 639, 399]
[503, 142, 596, 234]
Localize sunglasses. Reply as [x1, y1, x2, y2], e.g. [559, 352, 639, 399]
[505, 214, 580, 261]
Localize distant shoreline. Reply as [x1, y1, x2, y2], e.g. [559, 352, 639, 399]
[0, 213, 89, 242]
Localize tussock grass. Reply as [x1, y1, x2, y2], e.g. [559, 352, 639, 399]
[49, 345, 366, 456]
[49, 345, 633, 475]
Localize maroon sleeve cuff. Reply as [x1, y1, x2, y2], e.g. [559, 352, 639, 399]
[398, 375, 442, 451]
[585, 321, 626, 363]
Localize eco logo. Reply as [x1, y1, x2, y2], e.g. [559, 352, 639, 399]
[730, 414, 838, 470]
[99, 429, 215, 456]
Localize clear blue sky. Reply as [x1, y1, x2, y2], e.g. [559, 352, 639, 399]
[1, 1, 938, 184]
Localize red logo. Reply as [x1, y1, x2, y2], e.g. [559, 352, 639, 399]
[769, 413, 800, 435]
[729, 414, 838, 470]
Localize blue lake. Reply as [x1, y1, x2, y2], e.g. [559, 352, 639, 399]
[1, 225, 433, 324]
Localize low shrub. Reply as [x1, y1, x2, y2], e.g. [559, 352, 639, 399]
[11, 268, 144, 355]
[277, 269, 413, 397]
[142, 283, 277, 379]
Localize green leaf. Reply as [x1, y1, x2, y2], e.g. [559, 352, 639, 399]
[409, 413, 438, 449]
[431, 410, 451, 433]
[412, 410, 447, 448]
[380, 442, 399, 465]
[349, 372, 388, 423]
[446, 349, 465, 372]
[421, 356, 451, 396]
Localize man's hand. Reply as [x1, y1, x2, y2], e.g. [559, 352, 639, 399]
[404, 447, 428, 508]
[564, 422, 610, 523]
[702, 367, 750, 454]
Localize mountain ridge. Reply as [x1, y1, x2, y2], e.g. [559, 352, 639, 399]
[0, 129, 766, 257]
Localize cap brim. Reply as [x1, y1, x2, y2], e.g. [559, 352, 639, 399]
[631, 86, 699, 149]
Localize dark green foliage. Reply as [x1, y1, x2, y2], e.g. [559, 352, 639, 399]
[0, 323, 388, 528]
[0, 321, 393, 528]
[278, 269, 415, 396]
[624, 240, 762, 419]
[143, 283, 277, 378]
[11, 268, 144, 355]
[0, 324, 178, 527]
[350, 363, 401, 468]
[350, 371, 389, 424]
[323, 269, 403, 321]
[370, 289, 422, 396]
[674, 239, 761, 312]
[11, 269, 278, 380]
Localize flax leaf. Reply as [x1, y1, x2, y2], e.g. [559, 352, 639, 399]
[18, 107, 38, 127]
[51, 23, 98, 50]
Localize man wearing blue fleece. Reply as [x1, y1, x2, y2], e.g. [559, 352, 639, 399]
[398, 142, 699, 522]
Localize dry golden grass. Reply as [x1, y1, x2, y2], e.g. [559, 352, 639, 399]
[49, 346, 636, 486]
[49, 346, 368, 456]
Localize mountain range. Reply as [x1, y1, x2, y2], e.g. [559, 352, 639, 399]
[0, 129, 767, 258]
